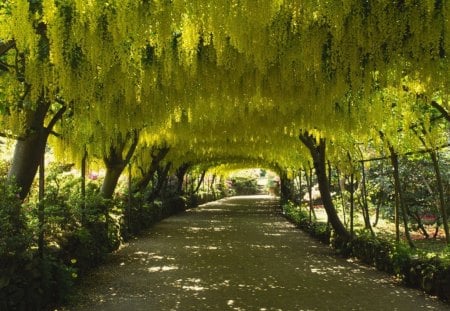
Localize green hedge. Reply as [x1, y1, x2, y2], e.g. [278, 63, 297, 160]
[0, 190, 188, 310]
[282, 201, 331, 244]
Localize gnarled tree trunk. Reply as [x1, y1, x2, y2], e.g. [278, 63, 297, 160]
[134, 145, 170, 194]
[148, 162, 171, 201]
[299, 133, 350, 240]
[8, 101, 66, 200]
[101, 131, 139, 199]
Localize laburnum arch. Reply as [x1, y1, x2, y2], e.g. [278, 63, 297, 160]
[1, 0, 449, 241]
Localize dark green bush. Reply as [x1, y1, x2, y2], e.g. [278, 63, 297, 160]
[0, 164, 250, 310]
[61, 227, 108, 273]
[230, 176, 260, 195]
[0, 179, 74, 310]
[0, 254, 75, 311]
[282, 201, 330, 243]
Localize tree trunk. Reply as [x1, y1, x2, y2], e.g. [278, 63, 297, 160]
[175, 163, 190, 195]
[100, 131, 139, 199]
[411, 211, 429, 239]
[412, 125, 449, 243]
[210, 174, 217, 199]
[389, 147, 415, 248]
[373, 202, 380, 227]
[193, 170, 206, 194]
[134, 146, 170, 194]
[127, 163, 132, 230]
[297, 169, 302, 204]
[305, 165, 316, 221]
[148, 162, 171, 201]
[372, 162, 384, 228]
[101, 165, 125, 199]
[350, 174, 355, 237]
[429, 150, 449, 243]
[100, 161, 124, 248]
[38, 150, 45, 258]
[360, 162, 375, 236]
[337, 170, 347, 227]
[8, 104, 49, 199]
[8, 101, 67, 200]
[280, 171, 294, 204]
[300, 133, 350, 240]
[100, 132, 138, 244]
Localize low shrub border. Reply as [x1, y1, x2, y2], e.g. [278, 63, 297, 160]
[282, 202, 450, 303]
[0, 193, 221, 311]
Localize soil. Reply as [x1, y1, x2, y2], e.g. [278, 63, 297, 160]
[60, 195, 450, 311]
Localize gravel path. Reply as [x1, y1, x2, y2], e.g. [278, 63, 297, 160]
[62, 195, 449, 310]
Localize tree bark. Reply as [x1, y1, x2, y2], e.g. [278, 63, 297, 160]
[297, 169, 302, 204]
[412, 126, 449, 243]
[389, 146, 415, 248]
[134, 146, 170, 194]
[429, 150, 449, 243]
[101, 164, 125, 199]
[299, 133, 350, 240]
[337, 170, 347, 227]
[193, 170, 206, 194]
[211, 174, 217, 198]
[37, 150, 45, 258]
[280, 171, 294, 204]
[148, 162, 171, 201]
[431, 101, 450, 123]
[360, 162, 375, 236]
[7, 103, 49, 199]
[350, 173, 355, 237]
[8, 101, 67, 200]
[175, 163, 190, 195]
[101, 131, 139, 199]
[305, 165, 316, 221]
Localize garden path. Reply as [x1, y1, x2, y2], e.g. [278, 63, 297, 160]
[63, 195, 449, 310]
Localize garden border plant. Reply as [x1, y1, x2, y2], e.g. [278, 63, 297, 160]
[0, 164, 225, 310]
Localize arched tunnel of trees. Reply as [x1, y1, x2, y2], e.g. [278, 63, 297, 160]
[1, 1, 450, 309]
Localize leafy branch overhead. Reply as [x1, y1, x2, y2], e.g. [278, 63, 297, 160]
[0, 0, 448, 189]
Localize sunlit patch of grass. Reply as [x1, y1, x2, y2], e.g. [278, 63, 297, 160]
[414, 238, 448, 254]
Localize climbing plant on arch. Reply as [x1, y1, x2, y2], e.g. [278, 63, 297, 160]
[1, 0, 449, 241]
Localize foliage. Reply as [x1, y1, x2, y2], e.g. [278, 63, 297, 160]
[282, 201, 331, 244]
[1, 0, 450, 307]
[230, 176, 260, 195]
[2, 0, 449, 174]
[0, 177, 75, 310]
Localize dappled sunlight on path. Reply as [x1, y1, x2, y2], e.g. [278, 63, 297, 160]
[63, 196, 449, 311]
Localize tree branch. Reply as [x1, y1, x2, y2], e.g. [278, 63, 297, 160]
[431, 101, 450, 123]
[49, 130, 62, 138]
[45, 105, 67, 132]
[0, 60, 14, 72]
[0, 40, 15, 57]
[124, 130, 139, 164]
